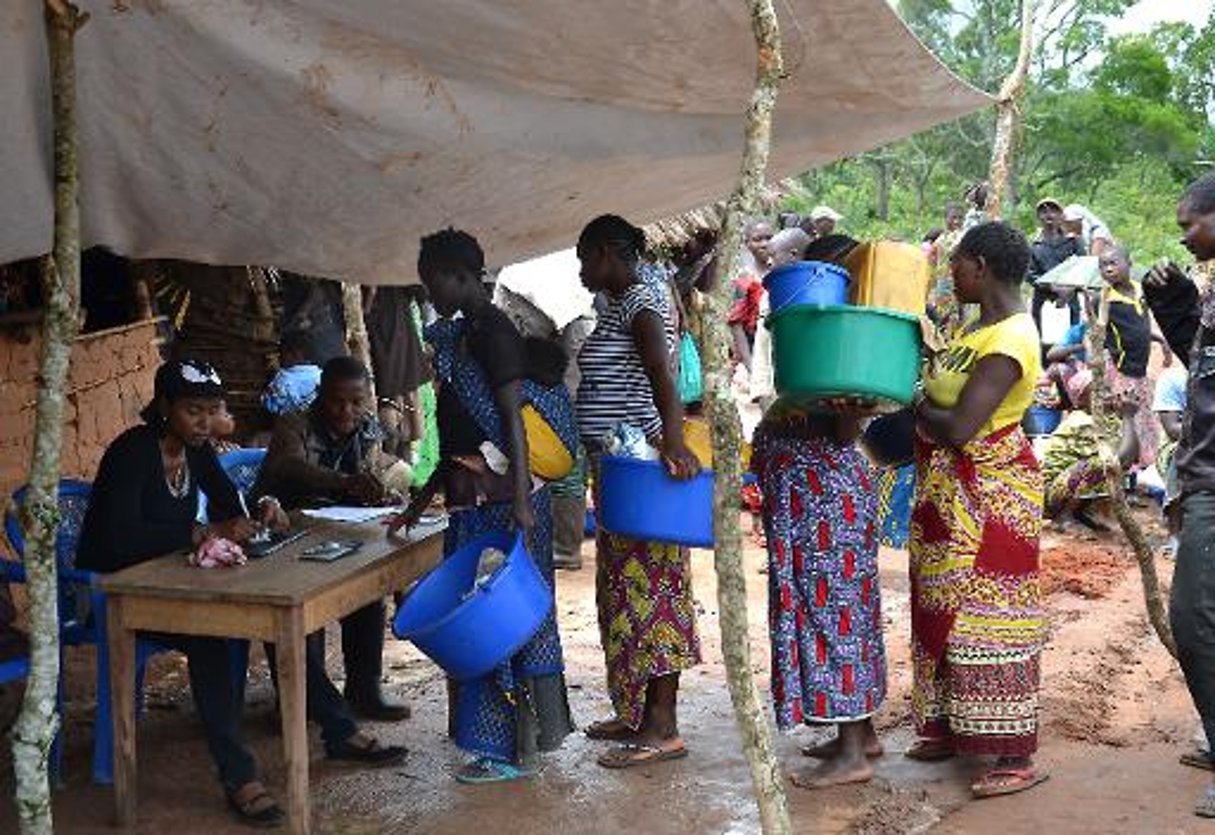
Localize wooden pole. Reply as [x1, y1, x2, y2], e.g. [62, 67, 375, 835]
[985, 0, 1035, 220]
[14, 3, 88, 832]
[1087, 290, 1177, 657]
[341, 282, 377, 402]
[700, 2, 791, 832]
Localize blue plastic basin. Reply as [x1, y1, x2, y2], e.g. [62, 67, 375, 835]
[598, 456, 715, 547]
[391, 530, 552, 682]
[763, 261, 850, 311]
[1025, 405, 1063, 436]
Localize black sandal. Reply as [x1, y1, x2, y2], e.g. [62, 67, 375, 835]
[327, 734, 408, 766]
[226, 782, 284, 829]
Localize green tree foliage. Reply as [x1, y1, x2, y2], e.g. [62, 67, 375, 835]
[786, 1, 1214, 263]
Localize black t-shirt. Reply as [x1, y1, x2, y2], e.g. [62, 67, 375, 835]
[76, 425, 242, 573]
[1106, 295, 1151, 378]
[436, 305, 528, 457]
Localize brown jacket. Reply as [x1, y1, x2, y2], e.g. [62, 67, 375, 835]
[251, 407, 399, 510]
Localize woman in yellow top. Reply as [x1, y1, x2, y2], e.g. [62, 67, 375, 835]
[907, 221, 1049, 799]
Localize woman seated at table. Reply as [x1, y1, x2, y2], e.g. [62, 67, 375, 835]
[76, 359, 402, 827]
[76, 359, 288, 826]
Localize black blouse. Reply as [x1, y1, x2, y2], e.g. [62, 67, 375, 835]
[76, 425, 242, 573]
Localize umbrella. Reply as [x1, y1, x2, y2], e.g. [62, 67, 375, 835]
[1035, 255, 1100, 289]
[1035, 255, 1148, 289]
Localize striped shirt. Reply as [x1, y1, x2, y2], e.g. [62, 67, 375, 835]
[576, 280, 676, 444]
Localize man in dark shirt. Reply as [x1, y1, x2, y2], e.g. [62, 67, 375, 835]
[252, 356, 410, 720]
[1027, 198, 1083, 341]
[1143, 172, 1215, 819]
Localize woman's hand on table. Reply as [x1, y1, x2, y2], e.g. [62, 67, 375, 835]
[256, 496, 290, 533]
[208, 517, 262, 543]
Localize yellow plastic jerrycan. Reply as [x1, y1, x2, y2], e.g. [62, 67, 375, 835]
[845, 240, 931, 316]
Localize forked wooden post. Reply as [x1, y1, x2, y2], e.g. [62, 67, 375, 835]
[985, 0, 1035, 219]
[341, 283, 377, 402]
[699, 1, 791, 832]
[13, 2, 88, 833]
[1087, 291, 1177, 658]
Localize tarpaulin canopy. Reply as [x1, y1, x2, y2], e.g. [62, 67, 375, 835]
[1, 0, 991, 284]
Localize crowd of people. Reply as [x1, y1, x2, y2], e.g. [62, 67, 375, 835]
[67, 170, 1215, 826]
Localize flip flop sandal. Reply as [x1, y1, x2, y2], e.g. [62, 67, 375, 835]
[226, 785, 285, 829]
[598, 742, 689, 769]
[904, 739, 955, 762]
[326, 736, 408, 766]
[585, 719, 636, 741]
[971, 767, 1050, 799]
[1195, 786, 1215, 818]
[1180, 750, 1215, 772]
[455, 758, 535, 784]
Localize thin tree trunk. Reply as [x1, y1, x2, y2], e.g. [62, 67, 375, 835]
[985, 0, 1035, 220]
[246, 266, 275, 343]
[699, 2, 790, 833]
[14, 3, 88, 832]
[871, 157, 892, 222]
[1087, 291, 1177, 657]
[341, 283, 377, 403]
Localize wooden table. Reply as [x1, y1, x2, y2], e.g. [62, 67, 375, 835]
[101, 517, 445, 834]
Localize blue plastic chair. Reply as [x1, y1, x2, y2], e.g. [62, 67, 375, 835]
[3, 480, 166, 785]
[199, 448, 267, 521]
[218, 448, 267, 500]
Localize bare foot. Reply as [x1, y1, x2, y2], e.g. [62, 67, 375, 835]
[801, 735, 884, 760]
[789, 755, 875, 789]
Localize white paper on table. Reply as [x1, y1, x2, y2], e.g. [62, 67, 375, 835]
[300, 506, 399, 523]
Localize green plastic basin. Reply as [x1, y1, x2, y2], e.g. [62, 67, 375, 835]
[768, 304, 922, 406]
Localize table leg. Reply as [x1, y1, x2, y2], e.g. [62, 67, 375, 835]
[276, 607, 310, 835]
[107, 595, 137, 828]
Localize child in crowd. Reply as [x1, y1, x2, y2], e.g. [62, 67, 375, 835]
[752, 398, 886, 789]
[209, 400, 241, 454]
[262, 330, 322, 417]
[1097, 247, 1160, 467]
[1040, 368, 1140, 531]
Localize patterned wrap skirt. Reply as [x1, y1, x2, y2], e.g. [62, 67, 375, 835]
[445, 487, 575, 764]
[753, 431, 887, 729]
[909, 424, 1046, 758]
[877, 463, 916, 549]
[589, 454, 702, 730]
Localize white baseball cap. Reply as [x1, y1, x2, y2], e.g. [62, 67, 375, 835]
[809, 205, 843, 222]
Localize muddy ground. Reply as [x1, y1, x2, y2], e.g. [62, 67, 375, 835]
[0, 508, 1210, 834]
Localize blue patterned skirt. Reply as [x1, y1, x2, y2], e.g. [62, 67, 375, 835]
[752, 431, 887, 728]
[877, 464, 916, 549]
[446, 487, 574, 763]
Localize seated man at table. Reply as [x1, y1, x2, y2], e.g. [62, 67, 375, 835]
[76, 360, 292, 826]
[251, 355, 410, 720]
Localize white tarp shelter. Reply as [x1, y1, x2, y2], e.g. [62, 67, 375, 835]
[1, 0, 990, 284]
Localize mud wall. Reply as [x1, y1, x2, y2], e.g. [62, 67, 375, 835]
[0, 318, 162, 509]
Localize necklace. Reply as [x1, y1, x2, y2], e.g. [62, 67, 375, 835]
[165, 455, 191, 499]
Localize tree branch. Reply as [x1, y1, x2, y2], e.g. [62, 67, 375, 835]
[699, 1, 791, 832]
